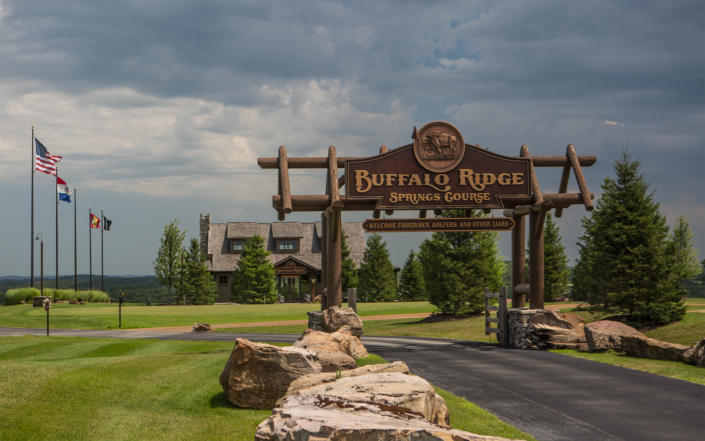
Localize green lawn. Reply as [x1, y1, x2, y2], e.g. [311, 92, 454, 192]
[643, 312, 705, 346]
[0, 337, 534, 441]
[0, 302, 435, 330]
[550, 349, 705, 385]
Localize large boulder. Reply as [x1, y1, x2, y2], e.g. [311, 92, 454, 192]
[620, 335, 690, 362]
[256, 394, 521, 441]
[584, 320, 645, 352]
[193, 323, 211, 332]
[527, 310, 586, 349]
[293, 328, 368, 359]
[321, 306, 364, 336]
[219, 338, 322, 409]
[682, 338, 705, 367]
[277, 361, 410, 406]
[297, 372, 450, 428]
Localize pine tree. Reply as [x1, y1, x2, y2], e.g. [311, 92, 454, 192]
[358, 233, 397, 302]
[176, 238, 218, 305]
[418, 210, 505, 316]
[341, 232, 358, 293]
[398, 249, 426, 301]
[525, 212, 570, 302]
[669, 215, 702, 287]
[573, 149, 686, 325]
[231, 235, 277, 304]
[153, 220, 186, 305]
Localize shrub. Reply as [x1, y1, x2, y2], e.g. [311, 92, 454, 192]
[3, 288, 109, 305]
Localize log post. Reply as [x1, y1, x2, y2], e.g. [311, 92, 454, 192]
[529, 209, 544, 309]
[511, 213, 526, 308]
[320, 210, 328, 311]
[566, 144, 594, 211]
[327, 209, 343, 308]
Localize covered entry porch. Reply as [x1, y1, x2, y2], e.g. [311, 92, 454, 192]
[274, 257, 320, 303]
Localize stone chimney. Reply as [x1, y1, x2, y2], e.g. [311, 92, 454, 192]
[199, 213, 210, 257]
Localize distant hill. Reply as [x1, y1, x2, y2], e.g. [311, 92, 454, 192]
[0, 275, 172, 304]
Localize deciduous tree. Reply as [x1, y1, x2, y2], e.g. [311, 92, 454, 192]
[153, 220, 186, 305]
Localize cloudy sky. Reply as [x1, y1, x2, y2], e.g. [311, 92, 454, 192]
[0, 0, 703, 278]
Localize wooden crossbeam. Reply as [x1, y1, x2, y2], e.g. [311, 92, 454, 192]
[566, 144, 594, 212]
[257, 154, 596, 169]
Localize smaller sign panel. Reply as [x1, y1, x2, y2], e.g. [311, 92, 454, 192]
[362, 218, 515, 233]
[276, 267, 307, 275]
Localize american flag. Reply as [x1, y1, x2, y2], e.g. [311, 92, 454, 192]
[35, 139, 61, 175]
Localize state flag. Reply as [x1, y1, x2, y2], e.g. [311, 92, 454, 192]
[57, 177, 72, 203]
[90, 213, 101, 229]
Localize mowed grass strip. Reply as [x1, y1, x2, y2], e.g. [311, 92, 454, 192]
[0, 302, 436, 330]
[0, 337, 534, 441]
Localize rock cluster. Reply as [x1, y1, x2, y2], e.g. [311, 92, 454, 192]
[321, 306, 364, 337]
[255, 362, 522, 441]
[219, 339, 321, 409]
[33, 296, 52, 307]
[508, 309, 585, 349]
[293, 328, 367, 372]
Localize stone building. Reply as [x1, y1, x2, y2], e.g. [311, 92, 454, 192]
[200, 214, 366, 303]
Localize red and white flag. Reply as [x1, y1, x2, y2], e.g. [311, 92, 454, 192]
[35, 138, 61, 175]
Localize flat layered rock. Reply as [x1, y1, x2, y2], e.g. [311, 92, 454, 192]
[620, 335, 690, 362]
[256, 395, 522, 441]
[683, 338, 705, 367]
[219, 338, 321, 409]
[315, 349, 358, 373]
[527, 310, 586, 349]
[584, 320, 645, 352]
[277, 361, 410, 406]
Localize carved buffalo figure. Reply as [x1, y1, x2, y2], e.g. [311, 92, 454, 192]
[421, 130, 458, 159]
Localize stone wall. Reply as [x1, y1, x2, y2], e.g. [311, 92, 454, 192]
[507, 308, 542, 349]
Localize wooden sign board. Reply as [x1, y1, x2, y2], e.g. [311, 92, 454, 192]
[346, 121, 531, 210]
[279, 274, 301, 279]
[362, 217, 515, 233]
[276, 267, 307, 275]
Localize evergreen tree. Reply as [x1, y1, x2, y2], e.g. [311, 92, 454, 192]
[573, 149, 686, 325]
[669, 215, 702, 287]
[398, 249, 426, 301]
[341, 232, 358, 293]
[153, 220, 186, 305]
[418, 210, 505, 316]
[525, 212, 570, 302]
[176, 238, 218, 305]
[358, 233, 396, 302]
[231, 235, 277, 304]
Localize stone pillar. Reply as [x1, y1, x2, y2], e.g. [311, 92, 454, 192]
[199, 213, 210, 257]
[348, 288, 357, 313]
[511, 214, 526, 308]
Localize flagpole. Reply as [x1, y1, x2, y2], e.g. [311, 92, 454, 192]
[31, 126, 35, 287]
[101, 209, 104, 292]
[74, 187, 77, 292]
[56, 166, 59, 289]
[89, 207, 92, 291]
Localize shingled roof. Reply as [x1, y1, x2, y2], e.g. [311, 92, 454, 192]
[205, 221, 366, 273]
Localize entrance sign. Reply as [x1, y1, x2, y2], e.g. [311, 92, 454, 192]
[346, 122, 531, 211]
[258, 120, 597, 311]
[362, 217, 515, 233]
[276, 267, 306, 275]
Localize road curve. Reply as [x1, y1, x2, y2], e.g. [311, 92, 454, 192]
[1, 327, 703, 441]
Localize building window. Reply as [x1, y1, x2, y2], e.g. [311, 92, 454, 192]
[277, 239, 299, 252]
[231, 240, 245, 252]
[218, 275, 228, 285]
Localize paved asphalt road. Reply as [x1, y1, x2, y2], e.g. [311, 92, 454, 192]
[2, 327, 703, 441]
